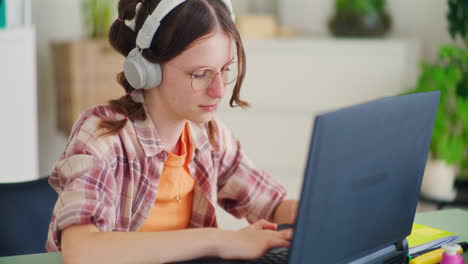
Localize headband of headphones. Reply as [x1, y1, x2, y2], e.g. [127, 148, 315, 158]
[136, 0, 235, 49]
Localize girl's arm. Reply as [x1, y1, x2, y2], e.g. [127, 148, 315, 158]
[61, 220, 292, 264]
[271, 199, 299, 225]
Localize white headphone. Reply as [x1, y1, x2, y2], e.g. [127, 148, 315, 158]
[123, 0, 235, 90]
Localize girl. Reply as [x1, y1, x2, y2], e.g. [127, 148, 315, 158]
[46, 0, 298, 263]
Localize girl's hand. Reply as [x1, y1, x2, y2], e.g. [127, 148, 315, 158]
[241, 219, 278, 231]
[217, 219, 293, 260]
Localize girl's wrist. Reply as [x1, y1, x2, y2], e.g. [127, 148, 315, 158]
[211, 229, 232, 258]
[272, 199, 298, 224]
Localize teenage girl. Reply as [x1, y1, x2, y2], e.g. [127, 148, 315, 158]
[46, 0, 298, 263]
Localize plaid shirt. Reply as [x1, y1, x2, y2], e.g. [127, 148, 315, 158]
[45, 91, 287, 252]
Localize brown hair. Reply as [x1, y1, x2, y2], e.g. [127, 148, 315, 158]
[99, 0, 249, 143]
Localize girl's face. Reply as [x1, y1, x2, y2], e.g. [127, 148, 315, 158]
[147, 31, 234, 124]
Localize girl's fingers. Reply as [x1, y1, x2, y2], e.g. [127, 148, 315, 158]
[278, 228, 293, 240]
[250, 219, 277, 231]
[243, 219, 288, 232]
[269, 237, 291, 248]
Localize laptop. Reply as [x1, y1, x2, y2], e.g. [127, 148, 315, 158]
[174, 91, 440, 264]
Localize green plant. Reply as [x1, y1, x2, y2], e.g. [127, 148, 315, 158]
[329, 0, 391, 37]
[405, 46, 468, 164]
[447, 0, 468, 47]
[335, 0, 387, 16]
[404, 0, 468, 179]
[81, 0, 115, 39]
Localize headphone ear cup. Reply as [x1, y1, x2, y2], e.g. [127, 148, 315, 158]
[141, 58, 162, 90]
[123, 48, 162, 90]
[124, 48, 146, 89]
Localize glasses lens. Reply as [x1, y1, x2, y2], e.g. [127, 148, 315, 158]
[222, 62, 238, 85]
[191, 62, 238, 91]
[192, 68, 215, 91]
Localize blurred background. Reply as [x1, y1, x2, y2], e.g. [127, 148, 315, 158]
[0, 0, 467, 229]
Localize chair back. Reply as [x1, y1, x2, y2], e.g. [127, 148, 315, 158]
[0, 177, 57, 257]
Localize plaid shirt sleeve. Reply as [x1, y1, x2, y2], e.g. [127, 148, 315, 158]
[46, 111, 118, 252]
[213, 119, 287, 224]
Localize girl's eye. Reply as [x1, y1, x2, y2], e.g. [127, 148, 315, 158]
[223, 61, 236, 72]
[193, 69, 209, 79]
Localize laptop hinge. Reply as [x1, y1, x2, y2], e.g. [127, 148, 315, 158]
[348, 239, 409, 264]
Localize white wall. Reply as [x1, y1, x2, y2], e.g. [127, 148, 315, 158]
[0, 27, 38, 183]
[32, 0, 82, 176]
[32, 0, 453, 178]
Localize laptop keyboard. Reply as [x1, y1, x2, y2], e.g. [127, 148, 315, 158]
[174, 224, 293, 264]
[172, 247, 289, 264]
[253, 247, 288, 264]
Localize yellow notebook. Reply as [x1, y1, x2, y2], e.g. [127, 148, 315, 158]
[407, 223, 459, 254]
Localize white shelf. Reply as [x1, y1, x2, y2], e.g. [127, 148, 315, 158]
[218, 37, 420, 171]
[0, 26, 38, 183]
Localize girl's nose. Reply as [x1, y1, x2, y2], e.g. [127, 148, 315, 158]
[207, 73, 225, 99]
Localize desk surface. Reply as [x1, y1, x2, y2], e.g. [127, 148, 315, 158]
[1, 209, 467, 264]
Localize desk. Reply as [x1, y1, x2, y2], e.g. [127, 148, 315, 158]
[413, 209, 468, 262]
[1, 209, 467, 264]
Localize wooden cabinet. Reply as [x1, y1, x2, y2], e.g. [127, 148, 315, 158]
[51, 39, 124, 134]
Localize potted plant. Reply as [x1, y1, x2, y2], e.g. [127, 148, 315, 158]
[52, 0, 123, 134]
[328, 0, 392, 37]
[81, 0, 114, 39]
[405, 0, 468, 201]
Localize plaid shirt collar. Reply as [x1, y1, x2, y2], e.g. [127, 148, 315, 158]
[131, 90, 213, 158]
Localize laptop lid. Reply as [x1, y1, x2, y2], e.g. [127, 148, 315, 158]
[289, 91, 440, 264]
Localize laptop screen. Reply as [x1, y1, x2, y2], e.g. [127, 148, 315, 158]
[289, 92, 440, 263]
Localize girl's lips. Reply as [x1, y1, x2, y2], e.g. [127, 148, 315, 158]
[200, 104, 218, 111]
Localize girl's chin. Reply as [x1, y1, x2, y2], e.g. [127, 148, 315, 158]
[186, 112, 216, 124]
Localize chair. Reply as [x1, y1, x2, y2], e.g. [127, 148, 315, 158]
[0, 177, 57, 257]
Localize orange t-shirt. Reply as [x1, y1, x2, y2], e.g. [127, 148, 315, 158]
[139, 124, 195, 232]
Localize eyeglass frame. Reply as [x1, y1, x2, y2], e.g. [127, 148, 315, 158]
[165, 58, 238, 91]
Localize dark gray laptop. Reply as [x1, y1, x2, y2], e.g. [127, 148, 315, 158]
[175, 91, 440, 264]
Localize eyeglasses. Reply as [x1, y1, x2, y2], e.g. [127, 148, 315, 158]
[166, 60, 238, 92]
